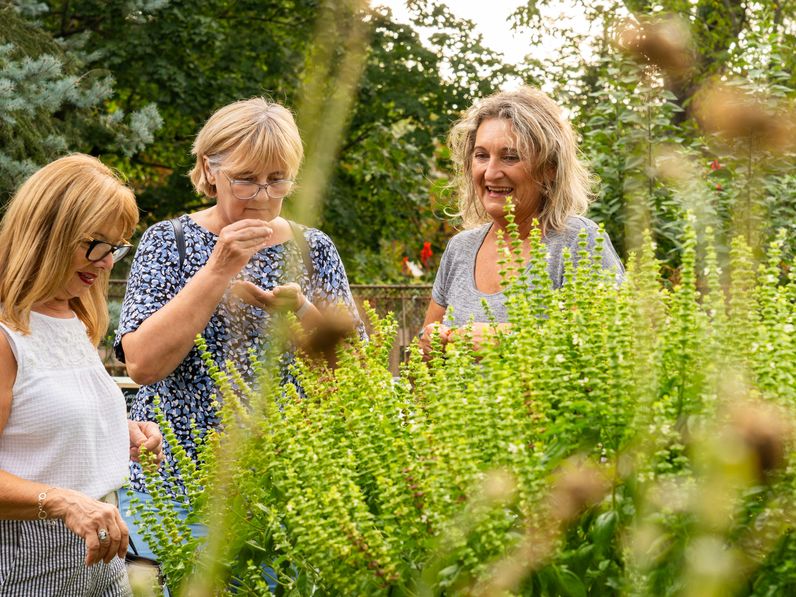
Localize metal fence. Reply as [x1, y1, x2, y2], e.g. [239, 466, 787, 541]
[105, 280, 432, 377]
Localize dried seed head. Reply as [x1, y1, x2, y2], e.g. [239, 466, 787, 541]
[297, 306, 357, 366]
[616, 16, 694, 78]
[729, 401, 792, 481]
[482, 468, 517, 504]
[548, 458, 610, 523]
[693, 82, 796, 152]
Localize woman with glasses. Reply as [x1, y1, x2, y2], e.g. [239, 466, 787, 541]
[0, 154, 163, 595]
[113, 97, 362, 558]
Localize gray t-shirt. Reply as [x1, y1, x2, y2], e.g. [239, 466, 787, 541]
[431, 216, 624, 327]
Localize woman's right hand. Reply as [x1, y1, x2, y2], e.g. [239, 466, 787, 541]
[419, 322, 452, 360]
[207, 218, 273, 277]
[48, 488, 128, 566]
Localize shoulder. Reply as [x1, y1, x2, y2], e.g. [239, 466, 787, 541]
[135, 219, 179, 251]
[547, 216, 602, 245]
[445, 224, 490, 251]
[295, 225, 339, 257]
[561, 215, 600, 235]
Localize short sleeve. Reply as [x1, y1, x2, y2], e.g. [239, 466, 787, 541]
[113, 221, 183, 362]
[431, 238, 455, 307]
[305, 229, 367, 339]
[562, 218, 625, 285]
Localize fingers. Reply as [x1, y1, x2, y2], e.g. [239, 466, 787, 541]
[128, 421, 164, 464]
[210, 220, 274, 275]
[83, 507, 127, 566]
[420, 323, 451, 360]
[54, 489, 130, 566]
[230, 280, 267, 307]
[231, 281, 304, 312]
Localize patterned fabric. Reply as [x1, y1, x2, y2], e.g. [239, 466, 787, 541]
[114, 215, 363, 496]
[0, 520, 130, 596]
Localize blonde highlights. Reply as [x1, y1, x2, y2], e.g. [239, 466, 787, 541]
[0, 154, 138, 344]
[448, 86, 594, 231]
[190, 98, 304, 197]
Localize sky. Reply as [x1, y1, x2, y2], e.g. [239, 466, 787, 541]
[371, 0, 531, 65]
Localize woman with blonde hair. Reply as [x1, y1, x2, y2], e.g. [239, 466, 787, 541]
[114, 97, 362, 560]
[420, 86, 624, 355]
[0, 154, 162, 595]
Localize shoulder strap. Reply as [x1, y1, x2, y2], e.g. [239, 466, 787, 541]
[169, 217, 185, 269]
[287, 220, 314, 279]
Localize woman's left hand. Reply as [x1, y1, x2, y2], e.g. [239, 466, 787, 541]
[231, 280, 306, 313]
[128, 420, 164, 464]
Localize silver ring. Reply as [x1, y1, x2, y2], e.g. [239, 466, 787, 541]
[97, 529, 109, 543]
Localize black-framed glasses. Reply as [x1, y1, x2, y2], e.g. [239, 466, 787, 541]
[84, 238, 133, 263]
[221, 171, 295, 200]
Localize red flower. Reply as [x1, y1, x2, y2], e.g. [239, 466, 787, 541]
[710, 159, 721, 171]
[715, 183, 723, 191]
[420, 242, 433, 267]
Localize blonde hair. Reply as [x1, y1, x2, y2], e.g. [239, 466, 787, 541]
[0, 154, 138, 345]
[190, 97, 304, 197]
[448, 86, 595, 231]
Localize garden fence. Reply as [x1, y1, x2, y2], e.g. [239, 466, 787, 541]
[105, 280, 432, 378]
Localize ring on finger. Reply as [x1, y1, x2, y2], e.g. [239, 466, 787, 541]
[98, 528, 109, 543]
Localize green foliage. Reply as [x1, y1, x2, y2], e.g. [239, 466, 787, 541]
[0, 2, 161, 202]
[139, 218, 796, 595]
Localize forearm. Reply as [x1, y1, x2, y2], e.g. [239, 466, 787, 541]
[0, 470, 67, 520]
[123, 264, 232, 384]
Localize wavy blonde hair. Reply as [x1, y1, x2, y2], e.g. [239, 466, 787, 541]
[448, 86, 594, 231]
[0, 154, 138, 345]
[189, 97, 304, 197]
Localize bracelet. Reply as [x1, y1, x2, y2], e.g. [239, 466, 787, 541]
[294, 298, 312, 320]
[37, 487, 57, 521]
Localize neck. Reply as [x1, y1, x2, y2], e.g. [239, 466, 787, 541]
[491, 210, 539, 240]
[33, 299, 73, 318]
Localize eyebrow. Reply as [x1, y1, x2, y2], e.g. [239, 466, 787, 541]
[473, 146, 519, 153]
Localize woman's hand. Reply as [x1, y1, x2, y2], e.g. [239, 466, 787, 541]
[448, 322, 502, 353]
[128, 420, 163, 465]
[419, 322, 452, 361]
[231, 281, 307, 313]
[48, 488, 128, 566]
[207, 219, 273, 277]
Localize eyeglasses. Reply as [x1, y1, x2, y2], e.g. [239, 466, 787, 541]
[84, 238, 133, 263]
[221, 171, 295, 200]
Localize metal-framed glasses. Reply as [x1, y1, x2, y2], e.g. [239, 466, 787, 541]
[222, 171, 295, 200]
[84, 238, 133, 263]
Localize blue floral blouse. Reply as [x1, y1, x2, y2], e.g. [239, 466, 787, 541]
[114, 215, 364, 496]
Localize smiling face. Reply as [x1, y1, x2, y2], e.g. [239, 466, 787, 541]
[471, 118, 543, 225]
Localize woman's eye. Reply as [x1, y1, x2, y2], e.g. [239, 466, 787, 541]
[474, 153, 488, 161]
[503, 154, 520, 162]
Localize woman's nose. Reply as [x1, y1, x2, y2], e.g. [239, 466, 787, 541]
[97, 252, 115, 271]
[484, 157, 503, 179]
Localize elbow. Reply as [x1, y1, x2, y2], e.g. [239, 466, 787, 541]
[124, 359, 164, 386]
[120, 334, 169, 385]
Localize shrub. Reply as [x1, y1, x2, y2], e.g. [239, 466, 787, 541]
[136, 217, 796, 596]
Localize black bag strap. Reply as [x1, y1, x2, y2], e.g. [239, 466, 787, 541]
[169, 217, 186, 269]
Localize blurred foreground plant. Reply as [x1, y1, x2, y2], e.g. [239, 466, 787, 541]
[138, 218, 795, 596]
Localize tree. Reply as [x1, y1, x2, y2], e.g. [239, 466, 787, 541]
[0, 1, 161, 202]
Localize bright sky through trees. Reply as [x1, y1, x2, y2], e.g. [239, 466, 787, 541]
[372, 0, 529, 64]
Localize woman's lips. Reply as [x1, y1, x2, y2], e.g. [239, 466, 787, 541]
[78, 272, 97, 285]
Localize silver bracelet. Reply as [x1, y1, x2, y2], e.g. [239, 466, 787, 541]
[294, 299, 312, 320]
[37, 487, 57, 522]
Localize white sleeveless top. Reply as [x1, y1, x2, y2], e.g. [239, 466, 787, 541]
[0, 311, 128, 499]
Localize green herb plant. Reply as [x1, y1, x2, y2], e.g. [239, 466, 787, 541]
[136, 206, 796, 596]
